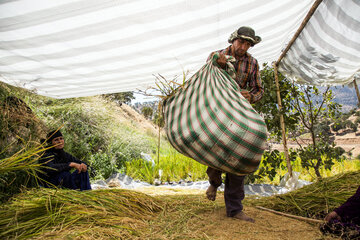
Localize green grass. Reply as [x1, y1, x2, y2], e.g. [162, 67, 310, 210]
[250, 155, 360, 185]
[126, 142, 359, 185]
[125, 142, 207, 184]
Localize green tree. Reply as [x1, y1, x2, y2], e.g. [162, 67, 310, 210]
[153, 110, 165, 128]
[346, 121, 357, 132]
[250, 64, 301, 180]
[102, 92, 135, 104]
[253, 65, 345, 179]
[253, 63, 300, 141]
[331, 120, 345, 132]
[141, 106, 153, 119]
[290, 85, 342, 178]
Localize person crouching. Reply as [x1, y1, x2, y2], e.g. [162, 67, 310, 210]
[39, 130, 91, 190]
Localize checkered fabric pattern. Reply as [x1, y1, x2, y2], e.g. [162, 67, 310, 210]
[164, 53, 268, 176]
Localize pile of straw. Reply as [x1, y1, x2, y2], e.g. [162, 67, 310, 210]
[247, 171, 360, 219]
[0, 188, 163, 239]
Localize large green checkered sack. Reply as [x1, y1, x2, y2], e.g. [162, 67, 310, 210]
[163, 53, 268, 175]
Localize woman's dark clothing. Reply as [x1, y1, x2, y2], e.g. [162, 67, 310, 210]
[39, 148, 91, 190]
[320, 186, 360, 239]
[334, 186, 360, 226]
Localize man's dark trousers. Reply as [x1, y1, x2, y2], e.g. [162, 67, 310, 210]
[207, 167, 245, 217]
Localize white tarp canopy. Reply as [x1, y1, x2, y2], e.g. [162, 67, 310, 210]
[0, 0, 359, 99]
[279, 0, 360, 86]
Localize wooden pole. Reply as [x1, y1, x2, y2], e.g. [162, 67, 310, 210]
[157, 102, 162, 166]
[353, 79, 360, 106]
[256, 206, 324, 224]
[273, 0, 323, 177]
[274, 63, 293, 177]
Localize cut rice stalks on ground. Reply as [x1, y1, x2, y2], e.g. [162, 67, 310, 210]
[246, 171, 360, 220]
[0, 188, 163, 239]
[2, 171, 356, 239]
[0, 187, 339, 239]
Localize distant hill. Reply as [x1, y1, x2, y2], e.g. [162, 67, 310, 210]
[330, 85, 358, 112]
[131, 101, 160, 119]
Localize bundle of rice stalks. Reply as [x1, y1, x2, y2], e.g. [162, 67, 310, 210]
[0, 142, 50, 203]
[151, 72, 188, 102]
[247, 171, 360, 219]
[138, 72, 188, 117]
[0, 143, 47, 175]
[0, 188, 163, 239]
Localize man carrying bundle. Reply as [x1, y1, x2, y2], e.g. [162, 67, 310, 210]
[205, 26, 264, 222]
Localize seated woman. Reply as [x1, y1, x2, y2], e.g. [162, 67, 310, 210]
[39, 130, 91, 190]
[320, 185, 360, 239]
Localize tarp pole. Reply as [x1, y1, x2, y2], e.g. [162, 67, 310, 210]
[353, 79, 360, 106]
[273, 63, 293, 177]
[273, 0, 323, 177]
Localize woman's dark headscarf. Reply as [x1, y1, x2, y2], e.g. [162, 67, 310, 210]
[46, 130, 63, 144]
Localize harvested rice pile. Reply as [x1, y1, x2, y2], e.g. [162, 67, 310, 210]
[0, 188, 162, 239]
[3, 171, 356, 239]
[246, 171, 360, 219]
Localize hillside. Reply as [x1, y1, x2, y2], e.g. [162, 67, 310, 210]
[273, 131, 360, 158]
[330, 85, 358, 112]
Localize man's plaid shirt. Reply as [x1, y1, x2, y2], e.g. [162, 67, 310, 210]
[209, 45, 264, 104]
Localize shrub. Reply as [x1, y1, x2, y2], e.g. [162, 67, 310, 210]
[89, 151, 119, 180]
[331, 121, 345, 132]
[102, 92, 135, 105]
[355, 116, 360, 125]
[141, 106, 153, 119]
[314, 120, 332, 137]
[346, 121, 357, 132]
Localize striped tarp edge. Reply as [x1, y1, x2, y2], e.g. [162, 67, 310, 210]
[279, 0, 360, 86]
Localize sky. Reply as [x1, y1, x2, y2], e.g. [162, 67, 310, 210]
[132, 91, 158, 104]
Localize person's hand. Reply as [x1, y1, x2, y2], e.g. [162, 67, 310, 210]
[241, 90, 252, 102]
[216, 53, 227, 69]
[69, 162, 82, 173]
[80, 163, 87, 172]
[324, 211, 341, 222]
